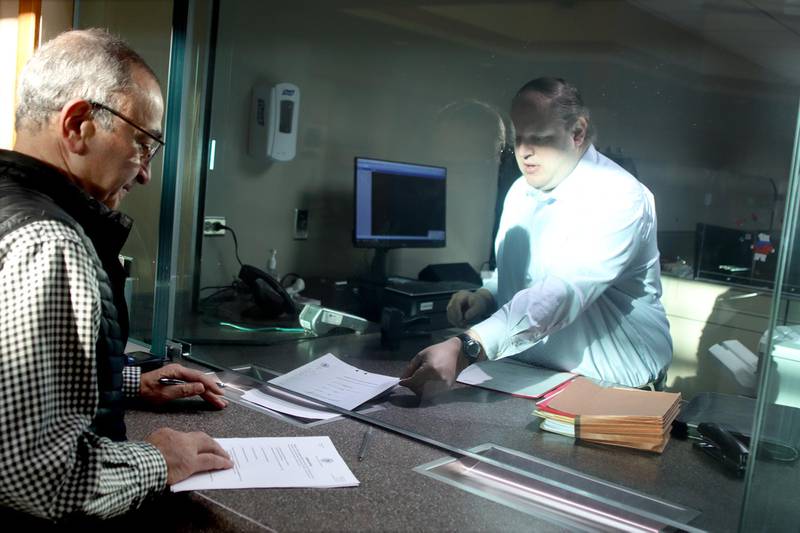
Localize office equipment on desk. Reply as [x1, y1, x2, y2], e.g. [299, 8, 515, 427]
[353, 157, 446, 282]
[672, 391, 800, 451]
[418, 262, 482, 286]
[269, 353, 399, 411]
[694, 422, 750, 476]
[380, 306, 431, 347]
[299, 304, 369, 336]
[383, 277, 479, 296]
[534, 377, 682, 453]
[456, 359, 575, 399]
[379, 276, 479, 330]
[238, 264, 297, 318]
[673, 392, 754, 440]
[171, 436, 358, 492]
[678, 393, 800, 476]
[693, 421, 799, 477]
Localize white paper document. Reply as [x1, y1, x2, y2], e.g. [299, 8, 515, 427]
[240, 386, 341, 420]
[170, 436, 359, 492]
[269, 353, 399, 411]
[457, 359, 574, 399]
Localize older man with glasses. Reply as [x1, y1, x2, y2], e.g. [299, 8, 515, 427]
[0, 29, 232, 522]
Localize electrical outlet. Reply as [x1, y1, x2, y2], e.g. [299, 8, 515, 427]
[294, 208, 309, 239]
[203, 216, 226, 236]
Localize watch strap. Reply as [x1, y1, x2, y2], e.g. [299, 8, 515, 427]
[456, 333, 482, 360]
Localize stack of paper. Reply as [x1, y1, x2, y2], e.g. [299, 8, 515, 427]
[534, 377, 682, 453]
[239, 353, 400, 420]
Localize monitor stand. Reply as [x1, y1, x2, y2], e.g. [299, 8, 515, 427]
[349, 249, 393, 322]
[366, 248, 390, 284]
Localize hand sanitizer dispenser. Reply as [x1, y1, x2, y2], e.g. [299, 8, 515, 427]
[248, 82, 300, 161]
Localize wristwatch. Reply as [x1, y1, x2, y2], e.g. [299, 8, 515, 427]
[456, 333, 483, 361]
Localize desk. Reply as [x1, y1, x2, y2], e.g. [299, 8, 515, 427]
[104, 331, 745, 531]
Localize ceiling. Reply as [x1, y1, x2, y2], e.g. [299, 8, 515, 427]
[632, 0, 800, 82]
[337, 0, 800, 86]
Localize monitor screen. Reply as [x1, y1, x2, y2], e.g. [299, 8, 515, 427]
[354, 157, 446, 248]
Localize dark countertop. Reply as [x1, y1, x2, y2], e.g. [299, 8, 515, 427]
[123, 402, 573, 532]
[111, 330, 746, 532]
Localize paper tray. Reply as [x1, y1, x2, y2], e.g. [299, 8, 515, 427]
[415, 443, 701, 532]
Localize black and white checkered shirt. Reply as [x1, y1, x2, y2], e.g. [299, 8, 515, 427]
[0, 220, 167, 521]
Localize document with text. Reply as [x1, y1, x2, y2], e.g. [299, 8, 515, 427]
[268, 352, 399, 410]
[170, 436, 359, 492]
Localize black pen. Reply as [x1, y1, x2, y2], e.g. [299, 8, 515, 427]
[158, 377, 226, 388]
[358, 427, 374, 462]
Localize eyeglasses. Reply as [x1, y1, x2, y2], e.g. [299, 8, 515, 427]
[89, 101, 165, 164]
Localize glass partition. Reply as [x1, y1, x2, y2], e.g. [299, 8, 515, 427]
[740, 100, 800, 530]
[75, 0, 174, 344]
[162, 1, 800, 530]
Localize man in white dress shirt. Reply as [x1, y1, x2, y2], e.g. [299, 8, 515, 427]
[401, 77, 672, 394]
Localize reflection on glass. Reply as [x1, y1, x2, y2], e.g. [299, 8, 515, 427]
[163, 1, 800, 530]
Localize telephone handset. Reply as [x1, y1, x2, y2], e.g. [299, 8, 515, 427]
[238, 264, 297, 318]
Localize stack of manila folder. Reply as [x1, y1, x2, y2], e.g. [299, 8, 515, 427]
[534, 377, 682, 453]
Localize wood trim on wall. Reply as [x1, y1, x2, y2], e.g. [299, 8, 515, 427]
[10, 0, 40, 147]
[16, 0, 40, 77]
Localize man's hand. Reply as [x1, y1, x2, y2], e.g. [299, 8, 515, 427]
[140, 363, 228, 409]
[399, 337, 469, 396]
[446, 288, 495, 328]
[145, 427, 233, 486]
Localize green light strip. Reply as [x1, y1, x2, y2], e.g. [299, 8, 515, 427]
[219, 321, 305, 333]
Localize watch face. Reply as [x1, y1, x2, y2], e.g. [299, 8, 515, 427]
[459, 334, 481, 358]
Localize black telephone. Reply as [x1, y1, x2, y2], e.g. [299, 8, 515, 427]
[238, 264, 297, 318]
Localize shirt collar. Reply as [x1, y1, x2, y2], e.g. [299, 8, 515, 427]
[523, 144, 597, 203]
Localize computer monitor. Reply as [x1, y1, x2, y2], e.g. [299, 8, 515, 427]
[694, 223, 781, 291]
[354, 156, 446, 280]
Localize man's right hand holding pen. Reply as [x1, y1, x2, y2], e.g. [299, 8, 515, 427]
[140, 363, 228, 409]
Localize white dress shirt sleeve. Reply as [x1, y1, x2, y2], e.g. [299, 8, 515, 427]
[472, 183, 650, 360]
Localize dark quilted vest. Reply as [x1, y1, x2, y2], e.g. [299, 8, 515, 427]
[0, 150, 132, 441]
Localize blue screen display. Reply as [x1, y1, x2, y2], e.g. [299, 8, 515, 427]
[354, 157, 446, 247]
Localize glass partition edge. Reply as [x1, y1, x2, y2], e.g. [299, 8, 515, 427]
[151, 0, 188, 357]
[739, 95, 800, 530]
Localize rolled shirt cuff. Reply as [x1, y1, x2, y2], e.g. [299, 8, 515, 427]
[470, 314, 507, 361]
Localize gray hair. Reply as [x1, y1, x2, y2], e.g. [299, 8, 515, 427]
[513, 77, 597, 146]
[15, 28, 157, 132]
